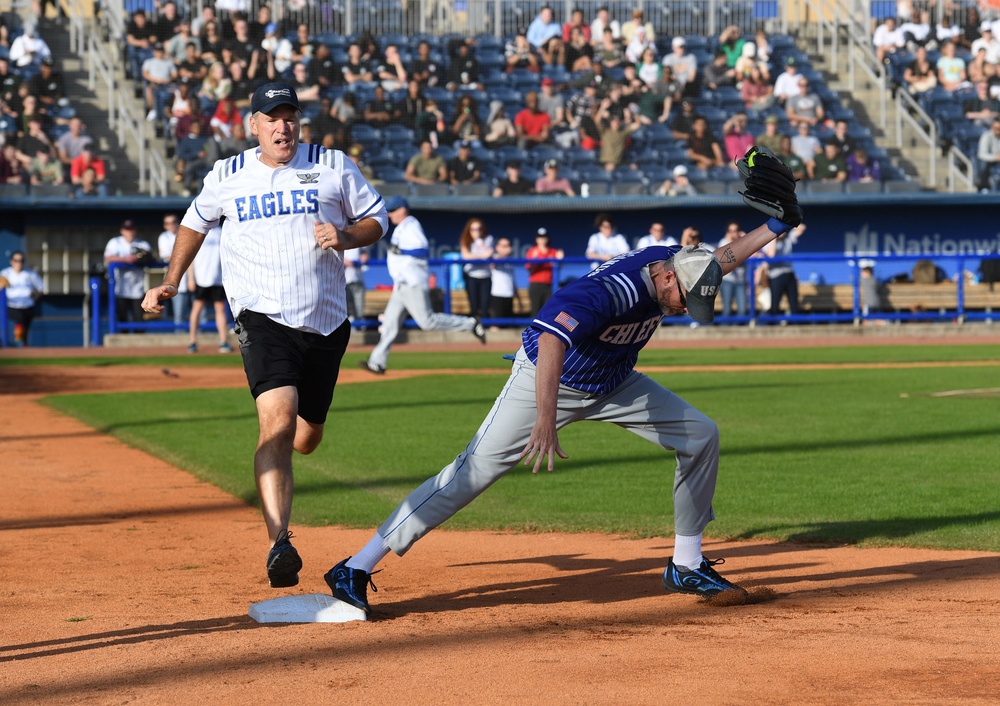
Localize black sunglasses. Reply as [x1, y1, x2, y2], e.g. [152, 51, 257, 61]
[676, 275, 687, 309]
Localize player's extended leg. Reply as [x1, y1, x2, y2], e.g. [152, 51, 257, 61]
[403, 283, 479, 333]
[366, 285, 410, 370]
[254, 385, 304, 587]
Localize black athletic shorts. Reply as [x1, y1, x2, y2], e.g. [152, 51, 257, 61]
[194, 285, 227, 302]
[235, 309, 351, 424]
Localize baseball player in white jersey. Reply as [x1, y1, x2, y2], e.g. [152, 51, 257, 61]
[141, 82, 388, 589]
[358, 196, 486, 375]
[186, 225, 232, 353]
[326, 147, 803, 614]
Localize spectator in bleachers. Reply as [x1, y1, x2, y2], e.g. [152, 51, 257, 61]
[327, 91, 357, 134]
[291, 23, 319, 64]
[723, 112, 755, 164]
[742, 64, 775, 112]
[963, 81, 1000, 126]
[753, 29, 774, 72]
[563, 8, 590, 44]
[900, 10, 934, 52]
[936, 15, 962, 47]
[210, 95, 241, 139]
[514, 91, 552, 150]
[74, 165, 103, 197]
[756, 114, 784, 152]
[363, 84, 397, 129]
[567, 78, 598, 124]
[637, 47, 663, 92]
[624, 24, 653, 65]
[967, 46, 991, 86]
[26, 57, 64, 115]
[597, 106, 640, 172]
[538, 77, 568, 130]
[167, 77, 195, 130]
[377, 45, 408, 93]
[142, 43, 178, 123]
[448, 93, 482, 145]
[565, 25, 594, 73]
[903, 45, 938, 95]
[976, 118, 1000, 191]
[957, 6, 982, 51]
[718, 25, 745, 68]
[590, 7, 621, 45]
[15, 116, 55, 166]
[410, 40, 442, 87]
[405, 140, 447, 185]
[413, 97, 445, 145]
[126, 10, 155, 81]
[175, 97, 211, 141]
[444, 42, 482, 91]
[937, 39, 971, 92]
[621, 9, 655, 48]
[174, 118, 211, 194]
[619, 61, 647, 102]
[669, 96, 699, 140]
[655, 164, 698, 197]
[777, 133, 806, 181]
[167, 19, 199, 66]
[56, 117, 91, 174]
[224, 17, 258, 70]
[448, 140, 481, 185]
[971, 25, 1000, 66]
[345, 144, 377, 182]
[178, 40, 208, 83]
[846, 146, 882, 183]
[9, 21, 50, 70]
[399, 79, 426, 130]
[226, 60, 255, 109]
[686, 115, 724, 171]
[484, 101, 516, 149]
[493, 158, 533, 195]
[539, 36, 566, 70]
[199, 21, 224, 64]
[703, 50, 738, 93]
[735, 42, 770, 84]
[341, 43, 374, 87]
[873, 16, 905, 66]
[586, 213, 630, 265]
[528, 5, 562, 50]
[662, 37, 698, 99]
[812, 140, 847, 182]
[151, 1, 181, 45]
[191, 5, 217, 40]
[287, 61, 318, 103]
[216, 121, 248, 159]
[600, 82, 631, 121]
[16, 92, 47, 134]
[0, 142, 25, 183]
[246, 4, 270, 47]
[260, 22, 293, 77]
[790, 122, 820, 174]
[310, 98, 343, 147]
[827, 119, 855, 157]
[506, 31, 540, 73]
[1, 56, 21, 107]
[773, 56, 802, 105]
[594, 27, 624, 68]
[786, 76, 825, 129]
[534, 158, 574, 196]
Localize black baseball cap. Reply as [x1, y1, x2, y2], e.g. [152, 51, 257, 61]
[251, 82, 300, 115]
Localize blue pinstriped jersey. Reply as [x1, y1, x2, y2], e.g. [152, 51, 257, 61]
[522, 246, 679, 395]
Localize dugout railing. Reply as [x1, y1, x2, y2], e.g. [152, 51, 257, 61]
[75, 253, 1000, 347]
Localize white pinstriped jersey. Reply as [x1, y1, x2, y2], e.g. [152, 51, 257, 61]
[180, 143, 388, 335]
[523, 246, 677, 395]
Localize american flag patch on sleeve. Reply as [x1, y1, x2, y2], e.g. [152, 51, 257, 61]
[555, 311, 579, 331]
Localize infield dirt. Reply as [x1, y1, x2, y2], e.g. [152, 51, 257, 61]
[2, 347, 1000, 705]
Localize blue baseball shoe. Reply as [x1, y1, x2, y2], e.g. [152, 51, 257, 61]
[266, 529, 302, 588]
[325, 557, 379, 614]
[662, 557, 746, 598]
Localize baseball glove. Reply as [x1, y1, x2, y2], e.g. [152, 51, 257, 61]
[736, 145, 802, 227]
[131, 246, 155, 266]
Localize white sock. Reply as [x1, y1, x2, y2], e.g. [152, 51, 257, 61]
[346, 532, 391, 574]
[673, 533, 703, 571]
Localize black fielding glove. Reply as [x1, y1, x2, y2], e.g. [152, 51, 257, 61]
[736, 145, 802, 228]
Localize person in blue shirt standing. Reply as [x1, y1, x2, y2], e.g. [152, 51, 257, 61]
[328, 148, 802, 614]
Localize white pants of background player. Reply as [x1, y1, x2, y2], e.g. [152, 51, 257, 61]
[368, 282, 478, 370]
[378, 347, 720, 555]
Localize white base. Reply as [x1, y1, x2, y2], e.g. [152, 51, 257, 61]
[248, 593, 367, 623]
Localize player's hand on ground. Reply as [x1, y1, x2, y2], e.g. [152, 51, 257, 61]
[141, 284, 177, 314]
[520, 422, 568, 474]
[314, 222, 344, 250]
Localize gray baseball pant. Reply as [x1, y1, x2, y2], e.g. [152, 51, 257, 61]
[378, 347, 720, 555]
[368, 282, 477, 369]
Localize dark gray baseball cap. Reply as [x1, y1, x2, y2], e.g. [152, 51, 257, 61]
[251, 82, 300, 115]
[674, 245, 723, 323]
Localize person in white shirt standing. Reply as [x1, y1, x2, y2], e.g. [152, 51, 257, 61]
[105, 220, 153, 326]
[343, 246, 369, 324]
[359, 197, 487, 375]
[186, 225, 233, 353]
[158, 213, 191, 331]
[586, 213, 630, 268]
[1, 251, 44, 346]
[635, 221, 679, 249]
[141, 82, 388, 590]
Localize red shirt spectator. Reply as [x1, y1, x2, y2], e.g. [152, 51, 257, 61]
[210, 97, 242, 139]
[69, 148, 106, 184]
[514, 91, 551, 148]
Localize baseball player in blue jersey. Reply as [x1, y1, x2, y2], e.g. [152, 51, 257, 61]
[141, 82, 388, 589]
[326, 147, 803, 613]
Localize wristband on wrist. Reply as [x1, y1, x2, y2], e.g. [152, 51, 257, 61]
[765, 217, 790, 234]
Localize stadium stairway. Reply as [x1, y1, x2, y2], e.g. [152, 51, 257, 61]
[34, 13, 143, 196]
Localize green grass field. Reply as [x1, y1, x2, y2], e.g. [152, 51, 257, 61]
[38, 343, 1000, 552]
